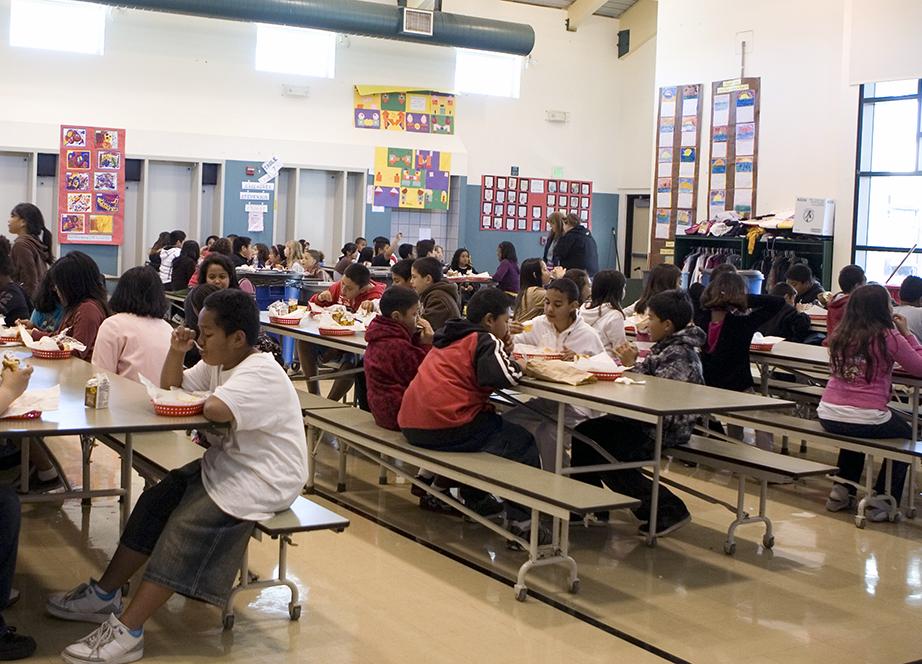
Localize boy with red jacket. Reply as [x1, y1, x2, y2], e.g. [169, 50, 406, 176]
[364, 287, 433, 430]
[299, 263, 385, 399]
[398, 288, 547, 546]
[824, 264, 865, 344]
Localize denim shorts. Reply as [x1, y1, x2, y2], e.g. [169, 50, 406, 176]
[120, 460, 254, 606]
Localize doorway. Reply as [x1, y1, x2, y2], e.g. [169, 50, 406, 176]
[624, 194, 651, 280]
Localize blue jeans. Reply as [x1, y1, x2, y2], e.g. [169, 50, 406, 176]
[819, 414, 911, 503]
[0, 487, 20, 632]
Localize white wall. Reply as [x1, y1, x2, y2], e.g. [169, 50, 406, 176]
[655, 0, 859, 274]
[0, 0, 625, 189]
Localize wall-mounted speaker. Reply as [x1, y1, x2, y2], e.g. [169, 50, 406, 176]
[202, 163, 219, 186]
[36, 153, 57, 177]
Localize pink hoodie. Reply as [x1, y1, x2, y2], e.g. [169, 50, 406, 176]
[821, 329, 922, 411]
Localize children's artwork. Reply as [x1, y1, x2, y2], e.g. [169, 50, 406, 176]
[60, 214, 84, 234]
[65, 172, 89, 191]
[480, 174, 593, 232]
[94, 172, 117, 191]
[97, 151, 120, 170]
[58, 124, 125, 245]
[373, 147, 451, 210]
[66, 151, 91, 170]
[354, 87, 455, 135]
[62, 128, 86, 147]
[708, 78, 760, 217]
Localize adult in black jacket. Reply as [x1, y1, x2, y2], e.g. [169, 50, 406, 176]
[553, 213, 599, 276]
[542, 212, 565, 266]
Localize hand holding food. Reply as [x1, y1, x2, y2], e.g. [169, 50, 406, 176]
[317, 291, 333, 303]
[508, 321, 525, 335]
[170, 326, 198, 353]
[2, 353, 20, 372]
[417, 318, 434, 345]
[1, 364, 33, 400]
[15, 320, 34, 331]
[894, 313, 911, 337]
[560, 348, 577, 362]
[359, 300, 375, 314]
[551, 266, 566, 279]
[613, 341, 638, 367]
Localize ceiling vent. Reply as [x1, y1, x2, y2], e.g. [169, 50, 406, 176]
[402, 8, 434, 36]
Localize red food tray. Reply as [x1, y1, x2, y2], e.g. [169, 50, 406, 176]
[513, 352, 565, 361]
[1, 410, 41, 420]
[153, 402, 205, 417]
[31, 348, 73, 360]
[589, 369, 625, 381]
[319, 327, 356, 337]
[269, 316, 305, 326]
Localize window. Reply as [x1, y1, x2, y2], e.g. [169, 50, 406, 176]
[255, 24, 336, 78]
[9, 0, 106, 55]
[454, 48, 522, 98]
[854, 79, 922, 282]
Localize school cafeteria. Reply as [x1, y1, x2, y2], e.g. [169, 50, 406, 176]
[2, 0, 922, 662]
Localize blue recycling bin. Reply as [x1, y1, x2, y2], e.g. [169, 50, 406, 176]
[700, 268, 765, 294]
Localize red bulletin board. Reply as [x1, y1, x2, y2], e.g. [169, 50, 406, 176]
[479, 175, 592, 233]
[58, 125, 126, 245]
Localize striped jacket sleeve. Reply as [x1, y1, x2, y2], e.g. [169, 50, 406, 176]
[474, 331, 522, 389]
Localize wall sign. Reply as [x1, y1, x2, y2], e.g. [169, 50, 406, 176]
[58, 125, 126, 245]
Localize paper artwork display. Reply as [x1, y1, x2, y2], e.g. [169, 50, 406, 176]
[355, 87, 455, 135]
[649, 83, 703, 263]
[707, 78, 761, 217]
[480, 173, 593, 232]
[58, 125, 125, 245]
[373, 147, 451, 210]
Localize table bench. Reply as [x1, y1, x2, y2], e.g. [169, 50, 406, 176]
[111, 431, 350, 630]
[721, 409, 922, 527]
[303, 406, 639, 602]
[668, 435, 837, 554]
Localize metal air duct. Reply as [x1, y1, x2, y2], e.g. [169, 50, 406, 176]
[84, 0, 535, 55]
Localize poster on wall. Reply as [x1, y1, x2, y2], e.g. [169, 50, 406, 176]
[373, 147, 451, 210]
[478, 174, 592, 232]
[648, 84, 703, 266]
[58, 125, 126, 245]
[354, 86, 455, 135]
[707, 77, 761, 219]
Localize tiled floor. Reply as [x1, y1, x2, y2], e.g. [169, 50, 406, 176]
[11, 429, 922, 663]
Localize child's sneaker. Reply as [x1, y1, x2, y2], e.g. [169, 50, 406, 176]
[47, 580, 123, 623]
[61, 614, 143, 664]
[506, 521, 553, 550]
[825, 484, 853, 512]
[0, 627, 36, 660]
[418, 492, 461, 516]
[865, 496, 895, 523]
[638, 508, 691, 538]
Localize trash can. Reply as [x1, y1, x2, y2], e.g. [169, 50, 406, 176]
[701, 268, 765, 294]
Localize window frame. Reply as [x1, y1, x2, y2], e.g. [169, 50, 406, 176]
[852, 79, 922, 276]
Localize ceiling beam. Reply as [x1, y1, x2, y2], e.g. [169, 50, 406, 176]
[566, 0, 607, 31]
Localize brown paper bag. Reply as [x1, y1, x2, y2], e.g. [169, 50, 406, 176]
[523, 359, 597, 386]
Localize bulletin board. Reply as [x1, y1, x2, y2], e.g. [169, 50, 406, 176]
[707, 77, 761, 219]
[372, 147, 451, 210]
[648, 84, 703, 266]
[354, 86, 455, 135]
[221, 159, 278, 246]
[479, 175, 592, 233]
[58, 125, 126, 245]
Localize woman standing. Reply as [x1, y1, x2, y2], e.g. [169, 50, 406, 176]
[553, 213, 599, 277]
[542, 212, 565, 268]
[7, 203, 54, 299]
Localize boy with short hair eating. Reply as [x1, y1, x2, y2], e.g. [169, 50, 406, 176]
[410, 257, 461, 332]
[49, 289, 307, 664]
[571, 289, 705, 538]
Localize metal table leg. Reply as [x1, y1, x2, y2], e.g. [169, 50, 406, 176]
[646, 418, 663, 547]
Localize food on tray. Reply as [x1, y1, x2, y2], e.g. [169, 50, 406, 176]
[331, 310, 356, 327]
[2, 353, 20, 371]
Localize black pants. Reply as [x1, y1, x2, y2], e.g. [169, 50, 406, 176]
[572, 416, 687, 521]
[0, 487, 20, 632]
[819, 414, 912, 503]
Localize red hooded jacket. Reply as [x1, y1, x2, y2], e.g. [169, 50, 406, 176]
[363, 315, 430, 430]
[309, 279, 385, 312]
[823, 293, 849, 346]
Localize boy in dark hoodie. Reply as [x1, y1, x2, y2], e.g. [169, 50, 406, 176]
[410, 257, 461, 332]
[398, 288, 546, 545]
[824, 264, 865, 342]
[786, 263, 825, 306]
[572, 289, 705, 538]
[364, 287, 433, 431]
[758, 283, 811, 343]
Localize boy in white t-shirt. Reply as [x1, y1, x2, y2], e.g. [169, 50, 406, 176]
[48, 289, 307, 664]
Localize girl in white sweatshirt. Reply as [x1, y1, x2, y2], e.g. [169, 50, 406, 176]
[579, 270, 627, 357]
[507, 278, 604, 471]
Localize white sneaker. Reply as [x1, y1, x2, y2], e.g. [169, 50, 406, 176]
[62, 614, 143, 664]
[47, 580, 123, 623]
[825, 484, 852, 512]
[865, 496, 895, 523]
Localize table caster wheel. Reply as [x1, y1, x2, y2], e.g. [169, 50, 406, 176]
[289, 605, 301, 621]
[223, 614, 235, 631]
[723, 541, 736, 556]
[569, 579, 581, 594]
[336, 482, 346, 492]
[514, 585, 527, 602]
[855, 515, 866, 529]
[762, 535, 774, 549]
[908, 508, 917, 519]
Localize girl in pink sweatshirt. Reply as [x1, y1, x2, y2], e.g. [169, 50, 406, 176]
[819, 285, 922, 522]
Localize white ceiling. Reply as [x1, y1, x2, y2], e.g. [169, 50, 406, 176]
[501, 0, 640, 19]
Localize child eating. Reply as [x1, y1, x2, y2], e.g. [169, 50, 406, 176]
[49, 289, 307, 664]
[410, 257, 461, 332]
